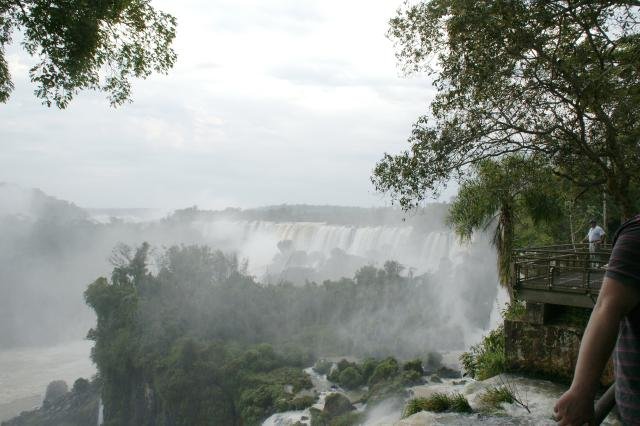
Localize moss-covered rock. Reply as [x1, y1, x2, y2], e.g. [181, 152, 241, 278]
[323, 393, 354, 418]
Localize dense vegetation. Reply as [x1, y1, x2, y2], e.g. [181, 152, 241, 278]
[374, 1, 640, 218]
[2, 378, 100, 426]
[84, 243, 466, 425]
[1, 184, 462, 348]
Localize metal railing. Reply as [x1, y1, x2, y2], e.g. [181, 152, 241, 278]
[512, 244, 611, 305]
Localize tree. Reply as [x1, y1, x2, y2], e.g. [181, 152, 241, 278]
[1, 0, 176, 108]
[447, 155, 562, 294]
[373, 1, 640, 218]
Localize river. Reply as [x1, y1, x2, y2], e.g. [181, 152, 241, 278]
[0, 340, 95, 422]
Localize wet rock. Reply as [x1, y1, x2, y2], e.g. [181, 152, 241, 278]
[436, 366, 461, 379]
[429, 374, 442, 383]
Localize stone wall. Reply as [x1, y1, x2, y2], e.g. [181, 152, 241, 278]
[505, 318, 613, 386]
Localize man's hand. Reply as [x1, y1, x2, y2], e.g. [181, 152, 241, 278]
[554, 388, 595, 425]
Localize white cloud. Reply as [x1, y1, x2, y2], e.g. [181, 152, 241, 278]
[0, 0, 435, 209]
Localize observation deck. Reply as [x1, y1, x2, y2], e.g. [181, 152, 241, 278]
[512, 243, 611, 309]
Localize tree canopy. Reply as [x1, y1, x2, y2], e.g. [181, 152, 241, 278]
[373, 0, 640, 218]
[0, 0, 177, 108]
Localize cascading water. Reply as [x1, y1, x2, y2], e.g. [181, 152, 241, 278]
[0, 197, 504, 424]
[192, 218, 500, 351]
[194, 219, 476, 279]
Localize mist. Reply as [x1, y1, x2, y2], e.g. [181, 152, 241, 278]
[0, 183, 499, 352]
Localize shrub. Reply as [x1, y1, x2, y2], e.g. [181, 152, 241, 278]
[72, 378, 91, 394]
[460, 327, 505, 380]
[336, 359, 354, 372]
[360, 358, 379, 382]
[368, 357, 399, 385]
[478, 386, 514, 411]
[401, 370, 423, 386]
[338, 367, 364, 390]
[403, 392, 472, 417]
[289, 395, 316, 410]
[402, 359, 424, 375]
[328, 359, 357, 383]
[275, 395, 317, 412]
[502, 300, 525, 321]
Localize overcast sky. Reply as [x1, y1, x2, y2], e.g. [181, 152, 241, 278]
[0, 0, 444, 210]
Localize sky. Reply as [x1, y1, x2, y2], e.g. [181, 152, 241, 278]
[0, 0, 444, 210]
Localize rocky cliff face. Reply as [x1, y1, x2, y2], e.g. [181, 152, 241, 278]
[504, 317, 614, 386]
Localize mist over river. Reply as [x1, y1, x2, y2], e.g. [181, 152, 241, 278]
[0, 185, 501, 422]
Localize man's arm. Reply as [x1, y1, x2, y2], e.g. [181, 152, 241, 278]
[554, 277, 640, 425]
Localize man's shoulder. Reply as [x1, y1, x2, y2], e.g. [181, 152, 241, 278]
[615, 215, 640, 240]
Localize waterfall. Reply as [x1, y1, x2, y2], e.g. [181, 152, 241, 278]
[194, 220, 475, 278]
[97, 397, 103, 425]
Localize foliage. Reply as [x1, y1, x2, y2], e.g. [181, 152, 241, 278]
[321, 356, 420, 407]
[86, 244, 452, 424]
[3, 377, 100, 426]
[402, 358, 424, 375]
[447, 155, 563, 288]
[501, 300, 526, 322]
[1, 0, 177, 107]
[72, 378, 91, 394]
[368, 357, 400, 386]
[374, 0, 640, 217]
[338, 367, 364, 390]
[460, 327, 506, 381]
[400, 369, 423, 386]
[403, 392, 472, 417]
[478, 386, 515, 411]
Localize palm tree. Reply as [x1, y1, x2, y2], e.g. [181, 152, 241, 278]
[448, 156, 561, 300]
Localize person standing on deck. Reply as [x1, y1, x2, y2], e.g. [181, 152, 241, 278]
[554, 214, 640, 425]
[584, 219, 606, 267]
